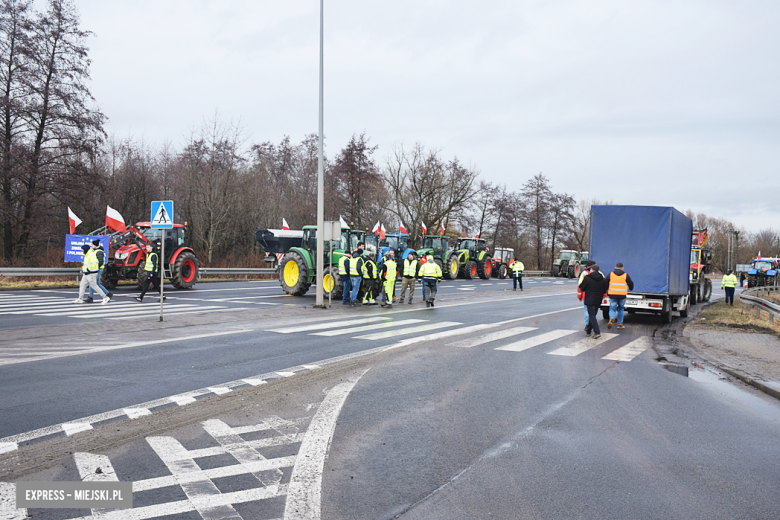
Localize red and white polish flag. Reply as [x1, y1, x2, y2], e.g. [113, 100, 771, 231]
[475, 233, 480, 239]
[399, 222, 408, 234]
[440, 224, 446, 235]
[372, 221, 381, 234]
[67, 207, 82, 234]
[340, 216, 349, 228]
[106, 205, 127, 233]
[380, 223, 386, 240]
[421, 222, 427, 234]
[282, 218, 290, 230]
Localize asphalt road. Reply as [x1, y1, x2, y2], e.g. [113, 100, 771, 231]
[2, 277, 777, 520]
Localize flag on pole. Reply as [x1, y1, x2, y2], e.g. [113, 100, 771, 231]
[67, 207, 82, 234]
[282, 218, 290, 230]
[379, 223, 386, 240]
[340, 216, 349, 228]
[372, 221, 381, 234]
[758, 251, 761, 259]
[399, 222, 408, 234]
[475, 233, 480, 239]
[440, 223, 446, 235]
[421, 222, 427, 234]
[106, 205, 127, 233]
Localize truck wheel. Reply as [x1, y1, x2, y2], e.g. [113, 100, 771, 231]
[322, 265, 343, 300]
[477, 259, 491, 279]
[462, 260, 477, 279]
[279, 252, 311, 296]
[101, 270, 118, 290]
[172, 251, 199, 289]
[702, 279, 712, 302]
[443, 254, 458, 280]
[498, 264, 508, 279]
[680, 300, 689, 318]
[661, 306, 672, 324]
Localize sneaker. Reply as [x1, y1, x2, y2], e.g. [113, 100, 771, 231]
[616, 323, 625, 330]
[426, 301, 431, 307]
[72, 299, 84, 304]
[100, 299, 110, 305]
[107, 292, 114, 300]
[430, 300, 435, 307]
[83, 297, 94, 303]
[408, 299, 413, 304]
[513, 288, 516, 291]
[158, 296, 167, 301]
[585, 329, 592, 336]
[134, 297, 143, 303]
[607, 318, 616, 329]
[593, 333, 601, 339]
[342, 301, 350, 305]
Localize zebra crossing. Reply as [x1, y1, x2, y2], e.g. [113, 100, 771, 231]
[265, 316, 652, 362]
[0, 293, 246, 321]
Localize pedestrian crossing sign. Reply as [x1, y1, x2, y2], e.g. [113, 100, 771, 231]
[151, 201, 173, 229]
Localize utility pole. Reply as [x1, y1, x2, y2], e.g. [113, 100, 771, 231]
[315, 0, 325, 308]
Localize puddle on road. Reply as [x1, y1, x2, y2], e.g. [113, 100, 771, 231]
[681, 364, 780, 418]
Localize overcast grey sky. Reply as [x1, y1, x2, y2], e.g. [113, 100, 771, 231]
[76, 0, 779, 230]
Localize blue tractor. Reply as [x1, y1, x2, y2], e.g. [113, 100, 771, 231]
[746, 257, 779, 288]
[364, 233, 415, 263]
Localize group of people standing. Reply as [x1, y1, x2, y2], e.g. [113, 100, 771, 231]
[337, 245, 444, 308]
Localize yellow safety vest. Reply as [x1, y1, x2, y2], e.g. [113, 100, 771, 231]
[82, 249, 99, 272]
[607, 272, 628, 296]
[722, 274, 738, 288]
[420, 261, 442, 278]
[349, 256, 360, 276]
[403, 259, 418, 277]
[144, 252, 158, 272]
[511, 261, 525, 273]
[338, 255, 349, 276]
[384, 259, 397, 279]
[362, 259, 377, 279]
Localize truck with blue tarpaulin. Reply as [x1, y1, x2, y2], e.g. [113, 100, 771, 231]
[589, 205, 692, 323]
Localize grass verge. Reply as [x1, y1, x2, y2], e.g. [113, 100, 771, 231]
[693, 298, 780, 336]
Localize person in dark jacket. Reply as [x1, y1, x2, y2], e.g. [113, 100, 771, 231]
[603, 262, 635, 330]
[579, 264, 609, 338]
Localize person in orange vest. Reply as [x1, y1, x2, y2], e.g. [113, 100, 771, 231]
[603, 262, 635, 330]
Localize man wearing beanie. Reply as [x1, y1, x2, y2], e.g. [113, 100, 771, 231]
[86, 239, 112, 303]
[73, 244, 110, 305]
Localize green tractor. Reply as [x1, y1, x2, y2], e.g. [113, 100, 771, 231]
[416, 235, 459, 279]
[278, 225, 366, 298]
[455, 237, 492, 279]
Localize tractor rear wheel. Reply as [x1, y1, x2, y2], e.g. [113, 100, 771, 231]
[552, 265, 560, 277]
[567, 265, 576, 278]
[689, 285, 698, 305]
[434, 258, 444, 274]
[322, 265, 342, 300]
[747, 274, 756, 288]
[444, 254, 459, 280]
[477, 258, 491, 279]
[279, 252, 311, 296]
[498, 264, 508, 279]
[100, 270, 118, 290]
[462, 260, 477, 279]
[172, 251, 199, 289]
[137, 268, 147, 289]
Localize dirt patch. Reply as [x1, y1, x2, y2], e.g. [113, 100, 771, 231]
[690, 299, 780, 337]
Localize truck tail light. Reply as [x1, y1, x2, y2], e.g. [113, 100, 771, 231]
[648, 302, 662, 308]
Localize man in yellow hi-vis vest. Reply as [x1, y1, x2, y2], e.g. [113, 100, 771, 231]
[721, 269, 738, 305]
[73, 244, 110, 305]
[604, 262, 635, 330]
[510, 259, 525, 291]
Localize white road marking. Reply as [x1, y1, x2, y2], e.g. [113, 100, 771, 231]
[498, 283, 509, 285]
[62, 422, 93, 436]
[124, 407, 152, 419]
[267, 317, 389, 333]
[0, 482, 26, 520]
[457, 288, 476, 291]
[9, 302, 152, 315]
[302, 364, 320, 369]
[311, 319, 426, 336]
[447, 326, 537, 348]
[496, 329, 578, 352]
[602, 336, 652, 361]
[353, 321, 463, 340]
[0, 329, 250, 367]
[54, 304, 213, 318]
[0, 442, 17, 454]
[108, 307, 251, 319]
[170, 395, 197, 406]
[276, 371, 296, 377]
[242, 378, 266, 386]
[146, 436, 247, 519]
[208, 387, 231, 395]
[75, 452, 119, 516]
[284, 370, 367, 520]
[548, 333, 618, 356]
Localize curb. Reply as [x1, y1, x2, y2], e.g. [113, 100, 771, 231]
[716, 366, 780, 402]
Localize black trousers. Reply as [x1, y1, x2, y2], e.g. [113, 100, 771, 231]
[724, 287, 735, 304]
[513, 273, 523, 289]
[585, 305, 601, 334]
[139, 272, 160, 299]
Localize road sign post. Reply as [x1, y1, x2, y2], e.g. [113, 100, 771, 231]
[151, 201, 174, 322]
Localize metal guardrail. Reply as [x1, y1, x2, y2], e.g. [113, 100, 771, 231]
[740, 286, 780, 323]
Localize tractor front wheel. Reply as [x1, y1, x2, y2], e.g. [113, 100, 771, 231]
[462, 260, 477, 279]
[279, 252, 311, 296]
[498, 264, 508, 279]
[322, 265, 343, 300]
[137, 268, 147, 289]
[444, 254, 459, 280]
[477, 258, 491, 279]
[172, 251, 200, 289]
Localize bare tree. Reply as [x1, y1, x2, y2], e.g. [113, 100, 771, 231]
[547, 192, 575, 268]
[520, 173, 552, 269]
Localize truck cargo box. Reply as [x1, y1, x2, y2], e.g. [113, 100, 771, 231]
[255, 229, 303, 254]
[589, 206, 692, 295]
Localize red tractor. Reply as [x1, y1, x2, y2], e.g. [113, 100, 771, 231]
[101, 222, 200, 290]
[491, 248, 515, 279]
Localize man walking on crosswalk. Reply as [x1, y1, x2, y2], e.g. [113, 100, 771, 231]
[73, 245, 110, 305]
[604, 262, 634, 330]
[579, 264, 608, 339]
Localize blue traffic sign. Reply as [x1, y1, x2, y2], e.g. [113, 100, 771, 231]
[151, 201, 174, 229]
